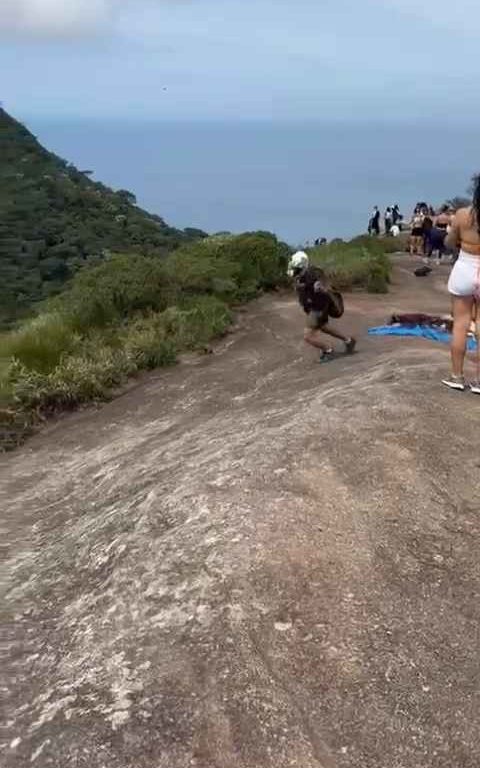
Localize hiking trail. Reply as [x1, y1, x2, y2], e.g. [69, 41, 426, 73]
[2, 257, 480, 768]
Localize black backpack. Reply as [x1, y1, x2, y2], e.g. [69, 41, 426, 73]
[414, 266, 432, 277]
[328, 289, 344, 318]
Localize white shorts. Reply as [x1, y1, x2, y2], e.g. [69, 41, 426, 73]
[448, 252, 480, 299]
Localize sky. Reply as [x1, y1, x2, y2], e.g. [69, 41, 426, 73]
[1, 0, 480, 122]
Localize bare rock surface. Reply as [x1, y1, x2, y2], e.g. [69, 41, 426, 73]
[2, 258, 480, 767]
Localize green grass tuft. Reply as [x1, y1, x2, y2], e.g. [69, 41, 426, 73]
[308, 241, 392, 292]
[1, 231, 392, 450]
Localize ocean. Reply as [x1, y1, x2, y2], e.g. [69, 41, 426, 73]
[31, 119, 480, 245]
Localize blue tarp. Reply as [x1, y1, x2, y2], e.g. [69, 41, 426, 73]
[368, 324, 477, 351]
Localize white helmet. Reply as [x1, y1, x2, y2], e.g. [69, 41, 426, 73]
[288, 250, 309, 276]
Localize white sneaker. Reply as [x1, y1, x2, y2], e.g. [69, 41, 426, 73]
[442, 375, 465, 391]
[470, 381, 480, 395]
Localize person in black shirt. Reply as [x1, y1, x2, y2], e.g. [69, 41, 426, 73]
[369, 206, 381, 236]
[422, 211, 434, 255]
[288, 252, 356, 362]
[384, 207, 393, 235]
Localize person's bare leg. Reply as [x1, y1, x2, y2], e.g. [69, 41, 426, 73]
[304, 328, 331, 352]
[319, 322, 349, 344]
[451, 296, 474, 377]
[320, 323, 356, 354]
[474, 301, 480, 384]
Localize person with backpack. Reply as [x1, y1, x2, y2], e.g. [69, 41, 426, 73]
[288, 251, 356, 362]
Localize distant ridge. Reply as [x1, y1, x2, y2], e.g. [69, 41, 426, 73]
[0, 108, 206, 327]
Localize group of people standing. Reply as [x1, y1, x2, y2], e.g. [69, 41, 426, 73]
[289, 173, 480, 393]
[409, 202, 453, 260]
[368, 205, 403, 237]
[368, 200, 457, 261]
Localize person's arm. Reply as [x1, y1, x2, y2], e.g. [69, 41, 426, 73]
[308, 266, 329, 294]
[446, 211, 462, 250]
[295, 276, 312, 313]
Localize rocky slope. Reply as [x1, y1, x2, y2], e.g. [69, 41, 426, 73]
[2, 259, 480, 768]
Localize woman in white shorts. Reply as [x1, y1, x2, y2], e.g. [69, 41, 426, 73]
[443, 174, 480, 393]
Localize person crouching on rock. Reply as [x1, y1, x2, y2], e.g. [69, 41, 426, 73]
[288, 251, 356, 363]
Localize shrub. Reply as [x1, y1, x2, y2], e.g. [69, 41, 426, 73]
[309, 240, 392, 292]
[0, 296, 232, 432]
[45, 347, 135, 405]
[6, 345, 137, 413]
[220, 232, 290, 291]
[123, 323, 177, 370]
[53, 253, 175, 332]
[164, 243, 241, 298]
[1, 229, 392, 450]
[0, 108, 206, 330]
[174, 295, 232, 348]
[0, 312, 79, 373]
[349, 233, 407, 255]
[367, 262, 389, 293]
[165, 231, 290, 301]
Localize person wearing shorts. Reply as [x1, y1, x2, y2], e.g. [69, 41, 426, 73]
[288, 251, 356, 363]
[443, 173, 480, 393]
[410, 209, 425, 255]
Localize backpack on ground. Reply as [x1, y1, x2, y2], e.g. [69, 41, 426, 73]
[414, 265, 432, 277]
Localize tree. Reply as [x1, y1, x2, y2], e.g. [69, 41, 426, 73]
[117, 189, 137, 205]
[183, 227, 208, 240]
[0, 107, 207, 327]
[39, 257, 71, 281]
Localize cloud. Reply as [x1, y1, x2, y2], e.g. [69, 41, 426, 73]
[0, 0, 113, 38]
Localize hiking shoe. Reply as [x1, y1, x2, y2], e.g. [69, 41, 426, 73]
[319, 349, 335, 363]
[345, 337, 357, 355]
[442, 375, 465, 391]
[470, 381, 480, 395]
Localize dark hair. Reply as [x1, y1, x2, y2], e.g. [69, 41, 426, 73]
[441, 204, 449, 213]
[473, 173, 480, 234]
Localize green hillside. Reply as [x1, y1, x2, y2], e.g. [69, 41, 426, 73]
[0, 108, 206, 328]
